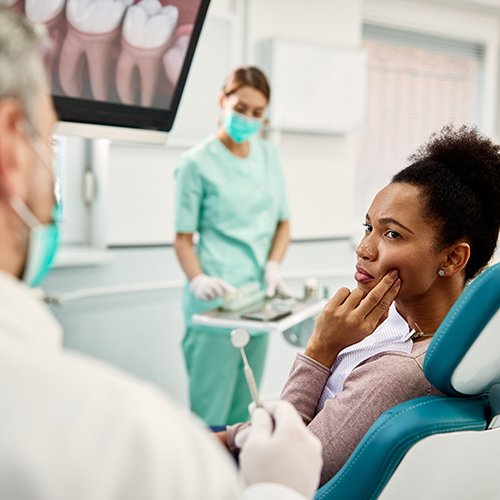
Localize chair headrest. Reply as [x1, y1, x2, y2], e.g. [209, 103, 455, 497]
[424, 262, 500, 397]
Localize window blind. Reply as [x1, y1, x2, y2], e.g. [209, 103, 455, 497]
[355, 25, 485, 217]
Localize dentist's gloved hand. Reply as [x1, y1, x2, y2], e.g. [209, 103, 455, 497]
[189, 274, 235, 301]
[265, 260, 292, 297]
[239, 401, 323, 499]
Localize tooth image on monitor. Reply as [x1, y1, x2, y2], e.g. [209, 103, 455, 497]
[163, 26, 191, 88]
[25, 0, 67, 86]
[58, 0, 132, 101]
[25, 0, 65, 23]
[159, 0, 199, 92]
[116, 0, 179, 107]
[6, 0, 208, 132]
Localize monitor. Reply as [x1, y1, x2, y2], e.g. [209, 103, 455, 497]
[7, 0, 210, 142]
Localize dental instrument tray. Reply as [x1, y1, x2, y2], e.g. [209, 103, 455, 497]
[221, 282, 293, 320]
[192, 294, 327, 334]
[240, 303, 292, 322]
[221, 282, 268, 312]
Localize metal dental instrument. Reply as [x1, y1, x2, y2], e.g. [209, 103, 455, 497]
[230, 329, 262, 408]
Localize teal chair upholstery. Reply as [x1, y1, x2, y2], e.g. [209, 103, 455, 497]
[315, 262, 500, 500]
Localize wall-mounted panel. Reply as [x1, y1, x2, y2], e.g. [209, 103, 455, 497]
[261, 38, 366, 133]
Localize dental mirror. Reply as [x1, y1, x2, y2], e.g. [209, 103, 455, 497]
[230, 329, 262, 408]
[230, 328, 250, 349]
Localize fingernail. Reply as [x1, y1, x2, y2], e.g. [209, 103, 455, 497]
[395, 278, 401, 287]
[390, 269, 399, 279]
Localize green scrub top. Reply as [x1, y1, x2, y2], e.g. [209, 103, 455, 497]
[175, 135, 289, 322]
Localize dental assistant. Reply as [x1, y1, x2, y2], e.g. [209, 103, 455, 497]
[174, 66, 291, 426]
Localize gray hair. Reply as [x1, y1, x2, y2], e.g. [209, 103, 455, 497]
[0, 6, 51, 128]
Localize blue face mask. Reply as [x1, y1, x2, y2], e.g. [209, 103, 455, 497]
[10, 125, 60, 287]
[223, 109, 262, 144]
[10, 197, 60, 287]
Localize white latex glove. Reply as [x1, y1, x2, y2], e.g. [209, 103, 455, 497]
[265, 260, 292, 297]
[234, 424, 251, 450]
[239, 401, 323, 499]
[189, 274, 235, 301]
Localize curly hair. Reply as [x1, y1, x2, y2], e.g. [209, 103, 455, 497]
[392, 124, 500, 281]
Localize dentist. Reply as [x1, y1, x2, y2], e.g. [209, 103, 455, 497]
[0, 9, 322, 500]
[175, 66, 291, 426]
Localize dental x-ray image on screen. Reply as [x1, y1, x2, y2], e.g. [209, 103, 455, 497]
[6, 0, 209, 133]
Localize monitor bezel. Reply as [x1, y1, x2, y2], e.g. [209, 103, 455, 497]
[51, 0, 211, 134]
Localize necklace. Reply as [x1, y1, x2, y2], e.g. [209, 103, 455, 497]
[403, 322, 435, 341]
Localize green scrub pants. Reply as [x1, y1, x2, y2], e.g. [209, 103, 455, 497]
[182, 325, 269, 426]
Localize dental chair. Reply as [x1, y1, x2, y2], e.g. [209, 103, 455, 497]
[315, 262, 500, 500]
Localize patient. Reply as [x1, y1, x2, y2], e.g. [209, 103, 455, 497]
[222, 124, 500, 485]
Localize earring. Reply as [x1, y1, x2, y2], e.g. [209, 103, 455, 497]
[438, 269, 445, 277]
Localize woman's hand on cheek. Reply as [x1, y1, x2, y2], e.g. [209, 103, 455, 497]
[304, 269, 401, 368]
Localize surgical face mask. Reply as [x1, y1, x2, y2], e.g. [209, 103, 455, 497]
[10, 124, 60, 287]
[11, 198, 60, 287]
[223, 109, 262, 144]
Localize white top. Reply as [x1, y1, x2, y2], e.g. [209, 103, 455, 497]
[0, 270, 305, 500]
[316, 303, 412, 412]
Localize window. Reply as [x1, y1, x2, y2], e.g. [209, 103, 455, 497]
[355, 25, 485, 217]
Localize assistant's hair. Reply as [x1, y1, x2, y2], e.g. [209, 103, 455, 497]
[222, 66, 271, 102]
[392, 124, 500, 281]
[0, 7, 50, 127]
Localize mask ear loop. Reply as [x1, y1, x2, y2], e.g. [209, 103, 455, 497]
[18, 119, 60, 207]
[10, 196, 41, 230]
[17, 117, 54, 169]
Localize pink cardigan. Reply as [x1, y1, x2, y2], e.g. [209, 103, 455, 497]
[227, 338, 441, 486]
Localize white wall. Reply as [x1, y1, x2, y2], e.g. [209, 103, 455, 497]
[44, 0, 500, 407]
[105, 0, 364, 246]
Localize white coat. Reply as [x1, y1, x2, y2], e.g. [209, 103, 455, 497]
[0, 270, 305, 500]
